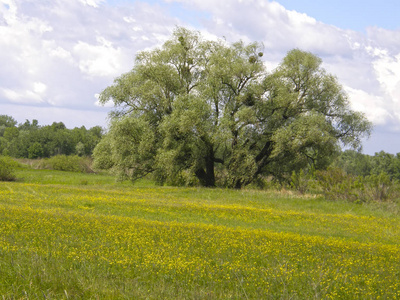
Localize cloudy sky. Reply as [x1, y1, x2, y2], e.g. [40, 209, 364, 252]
[1, 0, 400, 155]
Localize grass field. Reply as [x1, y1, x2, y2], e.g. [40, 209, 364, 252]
[1, 169, 400, 299]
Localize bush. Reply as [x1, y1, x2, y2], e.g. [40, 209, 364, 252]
[0, 156, 18, 181]
[92, 136, 114, 170]
[43, 155, 94, 173]
[316, 167, 365, 202]
[364, 172, 394, 202]
[290, 169, 316, 194]
[316, 167, 399, 203]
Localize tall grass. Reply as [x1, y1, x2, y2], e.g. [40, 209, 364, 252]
[0, 169, 399, 299]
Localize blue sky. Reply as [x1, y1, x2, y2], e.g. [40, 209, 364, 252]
[1, 0, 400, 154]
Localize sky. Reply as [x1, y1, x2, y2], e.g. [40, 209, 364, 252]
[1, 0, 400, 155]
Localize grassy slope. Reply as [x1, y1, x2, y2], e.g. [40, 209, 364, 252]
[0, 168, 399, 299]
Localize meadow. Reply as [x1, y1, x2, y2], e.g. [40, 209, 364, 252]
[1, 169, 400, 299]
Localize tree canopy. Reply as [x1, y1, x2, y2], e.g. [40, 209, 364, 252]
[333, 150, 400, 180]
[0, 117, 103, 159]
[94, 27, 372, 188]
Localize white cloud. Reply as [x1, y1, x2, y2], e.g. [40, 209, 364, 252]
[123, 16, 136, 24]
[167, 0, 352, 55]
[73, 36, 127, 77]
[33, 81, 47, 94]
[0, 87, 44, 104]
[372, 52, 400, 103]
[344, 86, 390, 125]
[46, 43, 74, 63]
[0, 0, 177, 111]
[78, 0, 105, 8]
[366, 27, 400, 54]
[0, 0, 18, 25]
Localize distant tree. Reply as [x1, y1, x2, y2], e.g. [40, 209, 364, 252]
[3, 127, 19, 142]
[28, 142, 44, 159]
[333, 150, 372, 177]
[0, 115, 17, 137]
[48, 128, 74, 156]
[394, 153, 400, 180]
[332, 150, 400, 181]
[19, 119, 39, 131]
[0, 116, 103, 159]
[75, 142, 85, 156]
[51, 122, 67, 131]
[370, 151, 400, 180]
[88, 28, 373, 187]
[70, 126, 103, 156]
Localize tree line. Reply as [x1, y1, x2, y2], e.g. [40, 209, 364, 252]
[1, 114, 397, 182]
[0, 115, 102, 159]
[334, 150, 400, 180]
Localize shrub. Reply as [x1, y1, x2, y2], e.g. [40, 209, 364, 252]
[92, 136, 114, 170]
[0, 156, 18, 181]
[316, 167, 365, 202]
[316, 167, 399, 203]
[290, 169, 316, 194]
[44, 155, 94, 173]
[364, 172, 394, 202]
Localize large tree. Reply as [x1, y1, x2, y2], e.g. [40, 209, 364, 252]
[94, 27, 372, 187]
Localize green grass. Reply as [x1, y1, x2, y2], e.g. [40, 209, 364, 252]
[1, 169, 400, 299]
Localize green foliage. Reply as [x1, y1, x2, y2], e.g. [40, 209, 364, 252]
[364, 172, 394, 202]
[0, 115, 103, 159]
[0, 115, 17, 137]
[93, 117, 157, 181]
[18, 119, 39, 131]
[3, 126, 19, 141]
[92, 135, 114, 171]
[226, 150, 257, 188]
[95, 28, 372, 188]
[316, 167, 399, 203]
[333, 150, 400, 181]
[333, 150, 372, 176]
[0, 156, 18, 181]
[290, 168, 316, 194]
[41, 155, 93, 173]
[75, 141, 85, 156]
[316, 167, 365, 202]
[28, 142, 44, 159]
[370, 151, 400, 179]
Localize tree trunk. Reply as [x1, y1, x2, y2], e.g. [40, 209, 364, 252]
[195, 165, 215, 187]
[195, 148, 216, 187]
[254, 140, 273, 176]
[234, 180, 242, 189]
